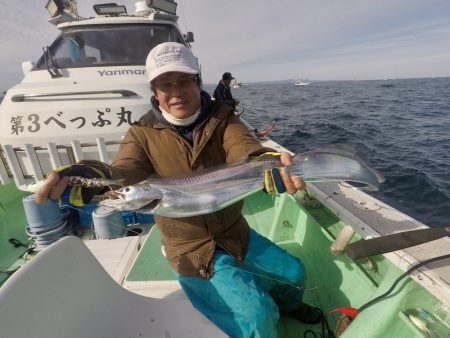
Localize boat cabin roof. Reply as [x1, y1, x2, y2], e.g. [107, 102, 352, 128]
[33, 20, 186, 71]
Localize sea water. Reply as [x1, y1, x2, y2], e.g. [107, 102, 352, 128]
[206, 77, 450, 227]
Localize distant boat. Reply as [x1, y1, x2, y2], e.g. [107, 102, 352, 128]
[233, 80, 243, 88]
[294, 80, 311, 86]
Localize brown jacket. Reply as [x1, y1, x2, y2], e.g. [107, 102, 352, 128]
[112, 102, 265, 278]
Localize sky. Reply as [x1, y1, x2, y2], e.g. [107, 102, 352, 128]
[1, 0, 450, 90]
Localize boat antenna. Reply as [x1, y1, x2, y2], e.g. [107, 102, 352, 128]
[178, 2, 189, 34]
[176, 2, 195, 45]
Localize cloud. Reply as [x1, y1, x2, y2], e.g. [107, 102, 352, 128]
[1, 0, 449, 90]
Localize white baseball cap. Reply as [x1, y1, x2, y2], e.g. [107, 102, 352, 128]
[146, 42, 199, 83]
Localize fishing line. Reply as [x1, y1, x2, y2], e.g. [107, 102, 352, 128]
[6, 237, 35, 261]
[61, 200, 318, 291]
[0, 268, 20, 287]
[0, 267, 19, 274]
[177, 2, 190, 37]
[212, 258, 330, 337]
[358, 253, 450, 313]
[235, 267, 319, 293]
[60, 203, 143, 237]
[70, 204, 318, 292]
[199, 253, 319, 293]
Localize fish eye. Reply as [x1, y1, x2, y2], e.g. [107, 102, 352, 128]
[124, 187, 130, 192]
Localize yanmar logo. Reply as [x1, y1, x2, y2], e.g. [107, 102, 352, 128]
[98, 69, 146, 76]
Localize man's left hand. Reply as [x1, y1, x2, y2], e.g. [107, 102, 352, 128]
[279, 152, 305, 194]
[263, 152, 305, 195]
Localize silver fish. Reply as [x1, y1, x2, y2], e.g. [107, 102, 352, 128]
[99, 145, 384, 218]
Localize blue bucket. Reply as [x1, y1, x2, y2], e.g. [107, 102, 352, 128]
[77, 201, 98, 228]
[93, 206, 127, 239]
[137, 213, 155, 224]
[122, 211, 138, 225]
[22, 195, 64, 230]
[22, 194, 69, 249]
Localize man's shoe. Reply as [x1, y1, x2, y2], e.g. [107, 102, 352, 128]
[289, 302, 323, 324]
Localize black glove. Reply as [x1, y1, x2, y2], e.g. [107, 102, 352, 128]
[52, 160, 112, 207]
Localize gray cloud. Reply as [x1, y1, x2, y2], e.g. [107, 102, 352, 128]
[1, 0, 449, 91]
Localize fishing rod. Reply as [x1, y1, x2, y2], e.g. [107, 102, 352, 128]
[345, 226, 450, 259]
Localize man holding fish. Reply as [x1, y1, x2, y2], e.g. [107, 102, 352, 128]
[35, 42, 322, 337]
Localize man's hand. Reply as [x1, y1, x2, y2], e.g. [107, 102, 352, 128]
[34, 160, 112, 206]
[35, 172, 69, 204]
[263, 152, 305, 195]
[279, 152, 305, 194]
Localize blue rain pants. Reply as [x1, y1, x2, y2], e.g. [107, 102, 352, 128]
[177, 228, 306, 338]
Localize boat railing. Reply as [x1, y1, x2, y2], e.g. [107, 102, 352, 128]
[11, 89, 138, 102]
[0, 117, 268, 190]
[0, 138, 122, 190]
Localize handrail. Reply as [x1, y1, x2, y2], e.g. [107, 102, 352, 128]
[1, 140, 122, 153]
[1, 144, 26, 187]
[11, 90, 138, 102]
[0, 152, 10, 185]
[0, 140, 123, 189]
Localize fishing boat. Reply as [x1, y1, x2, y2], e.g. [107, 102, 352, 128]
[295, 80, 311, 86]
[1, 1, 450, 337]
[233, 80, 243, 88]
[0, 0, 194, 191]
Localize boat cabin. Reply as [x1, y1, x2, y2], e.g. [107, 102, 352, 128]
[0, 0, 194, 190]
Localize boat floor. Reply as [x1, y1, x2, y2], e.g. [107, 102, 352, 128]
[310, 182, 450, 297]
[2, 181, 450, 337]
[66, 219, 321, 336]
[258, 134, 450, 299]
[0, 186, 324, 335]
[121, 225, 324, 336]
[0, 184, 29, 286]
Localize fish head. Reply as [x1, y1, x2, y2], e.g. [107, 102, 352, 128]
[99, 184, 162, 212]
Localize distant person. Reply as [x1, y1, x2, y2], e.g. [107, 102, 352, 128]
[213, 72, 240, 109]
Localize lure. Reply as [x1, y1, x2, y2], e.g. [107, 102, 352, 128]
[67, 176, 125, 188]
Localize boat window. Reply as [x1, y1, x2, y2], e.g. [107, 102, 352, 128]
[33, 24, 185, 69]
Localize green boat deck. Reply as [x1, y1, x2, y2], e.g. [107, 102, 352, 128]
[2, 183, 449, 337]
[127, 225, 175, 282]
[122, 191, 450, 337]
[0, 183, 29, 286]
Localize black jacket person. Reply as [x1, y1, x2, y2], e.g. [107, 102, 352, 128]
[213, 72, 239, 109]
